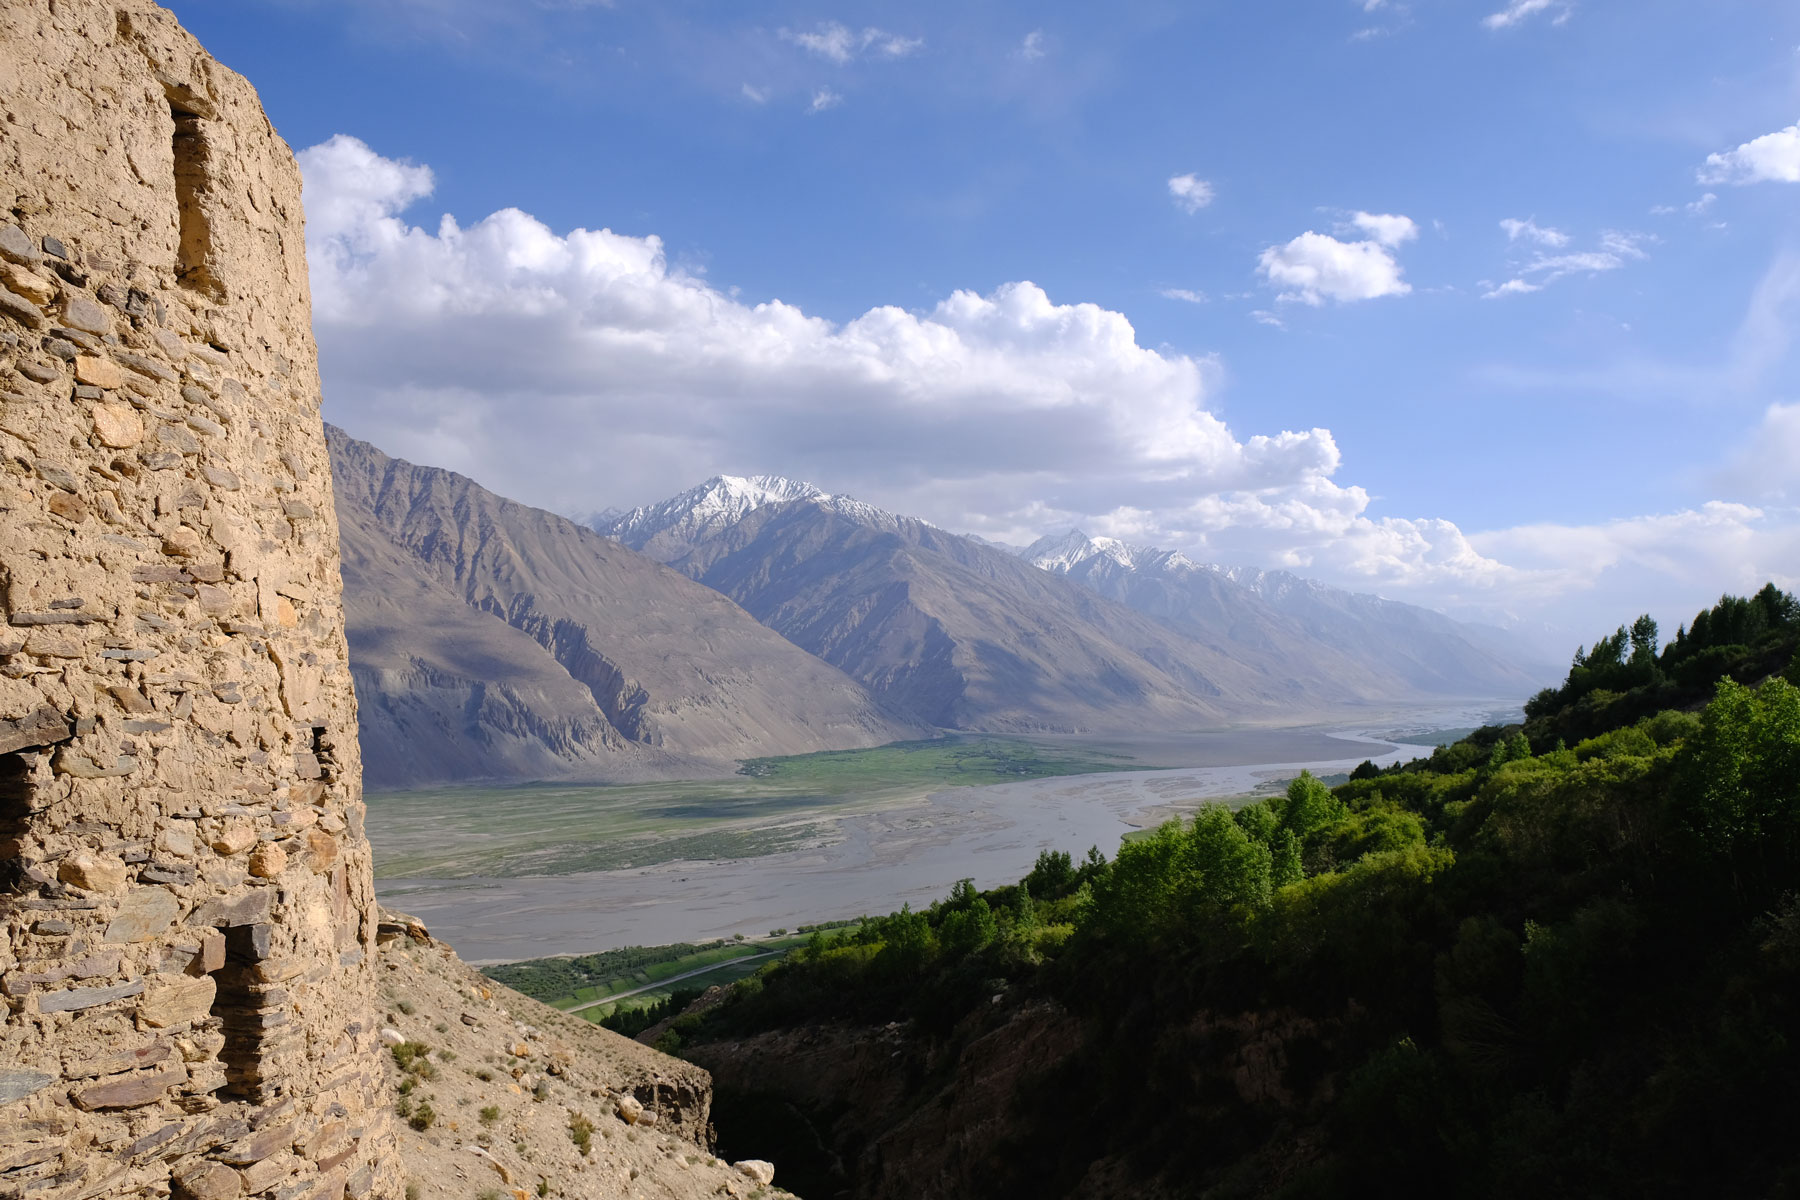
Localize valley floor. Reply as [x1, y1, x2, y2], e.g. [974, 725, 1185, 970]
[371, 705, 1511, 962]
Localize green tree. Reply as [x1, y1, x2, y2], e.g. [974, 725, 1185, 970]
[1676, 677, 1800, 907]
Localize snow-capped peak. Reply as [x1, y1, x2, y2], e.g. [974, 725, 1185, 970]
[1023, 530, 1201, 577]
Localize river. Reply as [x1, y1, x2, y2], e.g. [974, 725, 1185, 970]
[375, 709, 1508, 963]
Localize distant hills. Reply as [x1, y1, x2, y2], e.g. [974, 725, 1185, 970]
[590, 476, 1542, 733]
[332, 443, 1543, 790]
[329, 433, 918, 789]
[1020, 530, 1539, 701]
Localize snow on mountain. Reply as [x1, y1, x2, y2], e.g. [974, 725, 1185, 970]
[1023, 530, 1545, 697]
[590, 474, 828, 559]
[590, 474, 927, 561]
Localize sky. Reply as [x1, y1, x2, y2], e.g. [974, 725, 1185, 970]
[163, 0, 1800, 651]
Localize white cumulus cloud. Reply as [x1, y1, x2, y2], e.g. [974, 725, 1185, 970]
[297, 136, 1800, 636]
[1019, 30, 1046, 60]
[1699, 120, 1800, 185]
[1257, 226, 1412, 305]
[1350, 211, 1418, 247]
[1167, 174, 1215, 213]
[783, 21, 922, 64]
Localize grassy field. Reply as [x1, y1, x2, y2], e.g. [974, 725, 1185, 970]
[368, 736, 1133, 880]
[484, 933, 819, 1022]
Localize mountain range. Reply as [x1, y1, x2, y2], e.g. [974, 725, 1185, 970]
[590, 475, 1542, 732]
[1019, 530, 1539, 701]
[331, 442, 1542, 790]
[329, 432, 918, 789]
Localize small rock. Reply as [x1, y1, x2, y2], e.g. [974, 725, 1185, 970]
[0, 289, 45, 329]
[0, 225, 38, 264]
[60, 294, 111, 335]
[152, 328, 187, 359]
[211, 825, 256, 855]
[47, 492, 88, 522]
[73, 355, 123, 389]
[378, 1027, 406, 1047]
[734, 1160, 776, 1186]
[248, 842, 287, 878]
[196, 583, 235, 616]
[58, 852, 127, 893]
[173, 1160, 240, 1200]
[2, 263, 55, 304]
[616, 1094, 644, 1124]
[91, 399, 142, 446]
[18, 360, 57, 383]
[32, 467, 82, 501]
[107, 685, 155, 714]
[40, 235, 67, 259]
[158, 824, 196, 857]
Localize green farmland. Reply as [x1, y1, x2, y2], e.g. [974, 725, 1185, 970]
[368, 736, 1131, 880]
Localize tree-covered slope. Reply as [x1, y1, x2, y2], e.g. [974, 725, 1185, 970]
[674, 584, 1800, 1199]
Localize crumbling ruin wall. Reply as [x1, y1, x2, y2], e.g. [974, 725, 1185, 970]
[0, 2, 399, 1197]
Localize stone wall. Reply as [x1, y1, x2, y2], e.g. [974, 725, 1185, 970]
[0, 3, 399, 1197]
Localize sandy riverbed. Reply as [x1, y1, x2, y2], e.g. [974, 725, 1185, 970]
[375, 715, 1490, 963]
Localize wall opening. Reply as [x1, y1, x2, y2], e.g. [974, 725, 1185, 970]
[211, 923, 280, 1103]
[0, 754, 40, 894]
[168, 100, 222, 298]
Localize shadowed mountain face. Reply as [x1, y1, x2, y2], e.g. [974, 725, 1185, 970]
[592, 480, 1540, 733]
[598, 488, 1408, 733]
[1022, 531, 1545, 700]
[328, 431, 918, 789]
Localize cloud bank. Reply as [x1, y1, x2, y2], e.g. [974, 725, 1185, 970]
[1699, 120, 1800, 186]
[298, 136, 1794, 635]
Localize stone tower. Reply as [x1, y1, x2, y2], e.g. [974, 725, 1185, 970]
[0, 3, 399, 1197]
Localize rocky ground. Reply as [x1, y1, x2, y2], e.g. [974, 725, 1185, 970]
[372, 911, 792, 1200]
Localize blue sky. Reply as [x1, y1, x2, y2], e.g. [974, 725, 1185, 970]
[165, 0, 1800, 645]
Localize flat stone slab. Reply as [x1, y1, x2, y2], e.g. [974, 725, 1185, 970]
[0, 1069, 56, 1105]
[103, 887, 181, 943]
[38, 978, 144, 1013]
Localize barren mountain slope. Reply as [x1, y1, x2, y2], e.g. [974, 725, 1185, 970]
[657, 500, 1334, 733]
[330, 431, 918, 788]
[374, 913, 793, 1200]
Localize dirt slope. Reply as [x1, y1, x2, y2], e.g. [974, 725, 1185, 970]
[374, 912, 793, 1200]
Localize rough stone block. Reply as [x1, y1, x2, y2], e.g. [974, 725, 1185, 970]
[77, 357, 126, 392]
[63, 1040, 171, 1079]
[191, 889, 274, 928]
[0, 1070, 57, 1105]
[58, 853, 127, 893]
[140, 975, 217, 1029]
[103, 887, 181, 943]
[216, 1122, 297, 1166]
[38, 978, 145, 1014]
[248, 843, 287, 879]
[173, 1159, 242, 1200]
[71, 1063, 185, 1110]
[93, 401, 145, 447]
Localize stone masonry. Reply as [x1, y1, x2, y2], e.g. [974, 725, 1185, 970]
[0, 3, 400, 1198]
